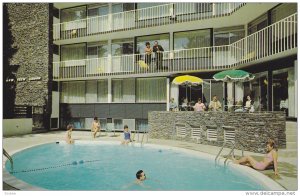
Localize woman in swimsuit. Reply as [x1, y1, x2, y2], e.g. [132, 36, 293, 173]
[232, 139, 278, 175]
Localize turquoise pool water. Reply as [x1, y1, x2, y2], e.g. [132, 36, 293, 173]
[6, 141, 266, 190]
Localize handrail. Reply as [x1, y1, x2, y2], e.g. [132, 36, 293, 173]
[215, 141, 245, 166]
[53, 13, 297, 80]
[3, 149, 13, 171]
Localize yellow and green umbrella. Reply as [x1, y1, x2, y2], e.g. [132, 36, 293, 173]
[172, 75, 203, 86]
[213, 69, 255, 82]
[172, 75, 203, 101]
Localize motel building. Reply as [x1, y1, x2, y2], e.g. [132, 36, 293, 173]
[3, 2, 297, 133]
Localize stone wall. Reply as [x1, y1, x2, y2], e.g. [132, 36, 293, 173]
[149, 111, 286, 153]
[4, 3, 52, 129]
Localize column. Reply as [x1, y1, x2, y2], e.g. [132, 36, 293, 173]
[108, 78, 112, 103]
[166, 78, 170, 111]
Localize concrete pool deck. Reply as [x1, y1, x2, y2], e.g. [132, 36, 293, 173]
[2, 129, 298, 191]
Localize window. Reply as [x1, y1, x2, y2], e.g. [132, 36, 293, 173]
[214, 26, 245, 46]
[112, 38, 134, 56]
[61, 81, 85, 103]
[174, 29, 211, 58]
[98, 80, 108, 102]
[136, 34, 170, 54]
[136, 77, 166, 102]
[114, 119, 123, 130]
[271, 3, 297, 24]
[61, 6, 86, 23]
[248, 13, 268, 35]
[88, 4, 109, 17]
[61, 43, 86, 61]
[136, 119, 148, 132]
[87, 42, 108, 58]
[175, 3, 212, 15]
[174, 29, 211, 50]
[272, 67, 295, 117]
[112, 79, 135, 102]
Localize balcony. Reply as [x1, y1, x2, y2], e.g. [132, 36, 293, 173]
[53, 13, 297, 81]
[53, 3, 245, 41]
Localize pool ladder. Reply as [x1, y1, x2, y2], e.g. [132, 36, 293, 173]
[3, 149, 13, 171]
[132, 129, 149, 147]
[215, 141, 244, 166]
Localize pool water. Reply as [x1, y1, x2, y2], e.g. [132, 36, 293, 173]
[6, 141, 266, 190]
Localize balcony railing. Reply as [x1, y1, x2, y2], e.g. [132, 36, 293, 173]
[53, 3, 245, 41]
[53, 13, 297, 80]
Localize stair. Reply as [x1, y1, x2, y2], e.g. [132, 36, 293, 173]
[279, 121, 297, 157]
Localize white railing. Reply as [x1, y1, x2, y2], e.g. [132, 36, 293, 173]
[53, 13, 297, 80]
[53, 3, 245, 41]
[230, 13, 297, 66]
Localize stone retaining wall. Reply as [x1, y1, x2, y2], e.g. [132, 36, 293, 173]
[149, 111, 286, 153]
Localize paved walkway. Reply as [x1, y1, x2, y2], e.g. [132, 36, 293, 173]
[2, 130, 298, 191]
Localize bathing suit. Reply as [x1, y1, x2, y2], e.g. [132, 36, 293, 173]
[255, 151, 274, 170]
[124, 132, 131, 140]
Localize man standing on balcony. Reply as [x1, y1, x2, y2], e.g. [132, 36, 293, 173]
[153, 41, 164, 70]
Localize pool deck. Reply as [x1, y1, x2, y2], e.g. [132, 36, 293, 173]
[2, 129, 298, 191]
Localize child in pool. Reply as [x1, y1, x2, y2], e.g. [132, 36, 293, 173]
[121, 125, 131, 145]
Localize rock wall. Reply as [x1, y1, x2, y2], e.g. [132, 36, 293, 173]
[5, 3, 53, 129]
[149, 111, 286, 153]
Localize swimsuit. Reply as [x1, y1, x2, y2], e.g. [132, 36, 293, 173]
[124, 132, 131, 140]
[254, 151, 274, 170]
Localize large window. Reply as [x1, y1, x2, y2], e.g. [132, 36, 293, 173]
[112, 38, 134, 72]
[87, 41, 108, 58]
[272, 67, 295, 117]
[61, 6, 87, 23]
[61, 43, 86, 61]
[112, 79, 135, 102]
[136, 77, 166, 102]
[98, 80, 108, 102]
[214, 26, 245, 46]
[112, 38, 134, 56]
[136, 34, 170, 54]
[88, 4, 109, 17]
[243, 72, 268, 112]
[174, 29, 211, 50]
[61, 81, 85, 103]
[248, 13, 268, 35]
[174, 29, 211, 59]
[271, 3, 297, 24]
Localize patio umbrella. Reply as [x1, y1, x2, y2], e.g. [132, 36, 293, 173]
[213, 69, 255, 108]
[172, 75, 203, 101]
[213, 69, 255, 82]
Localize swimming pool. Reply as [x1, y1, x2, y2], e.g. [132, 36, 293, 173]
[4, 141, 283, 190]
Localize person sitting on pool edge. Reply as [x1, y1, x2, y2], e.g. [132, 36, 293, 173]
[66, 124, 74, 144]
[121, 125, 132, 145]
[232, 138, 278, 175]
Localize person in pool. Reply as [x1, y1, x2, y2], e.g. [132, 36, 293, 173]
[121, 125, 132, 145]
[135, 170, 146, 184]
[232, 139, 278, 175]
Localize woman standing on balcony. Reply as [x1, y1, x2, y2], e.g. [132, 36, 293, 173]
[144, 42, 152, 66]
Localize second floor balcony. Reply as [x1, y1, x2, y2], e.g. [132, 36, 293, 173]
[53, 3, 245, 41]
[53, 13, 297, 81]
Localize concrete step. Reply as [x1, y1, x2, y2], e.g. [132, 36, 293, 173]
[278, 149, 298, 157]
[286, 141, 297, 150]
[285, 128, 297, 134]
